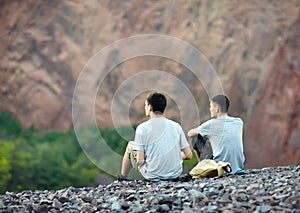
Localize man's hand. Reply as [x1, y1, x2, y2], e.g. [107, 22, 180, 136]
[182, 147, 193, 160]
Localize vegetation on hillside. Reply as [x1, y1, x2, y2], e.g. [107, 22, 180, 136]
[0, 110, 197, 194]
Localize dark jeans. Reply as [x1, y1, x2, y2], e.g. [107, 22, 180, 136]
[191, 134, 213, 160]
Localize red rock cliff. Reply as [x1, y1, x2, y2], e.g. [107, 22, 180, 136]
[245, 17, 300, 168]
[0, 1, 300, 167]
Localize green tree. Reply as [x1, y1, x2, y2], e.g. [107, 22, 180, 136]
[0, 110, 21, 139]
[7, 139, 35, 192]
[69, 153, 99, 187]
[0, 140, 15, 194]
[29, 142, 69, 190]
[0, 110, 140, 193]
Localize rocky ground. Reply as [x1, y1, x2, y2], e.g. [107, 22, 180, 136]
[0, 165, 299, 213]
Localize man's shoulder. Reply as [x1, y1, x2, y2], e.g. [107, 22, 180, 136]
[226, 116, 244, 125]
[229, 116, 243, 122]
[200, 118, 215, 125]
[136, 120, 151, 131]
[165, 118, 182, 128]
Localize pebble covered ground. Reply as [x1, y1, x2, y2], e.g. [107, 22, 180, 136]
[0, 165, 299, 212]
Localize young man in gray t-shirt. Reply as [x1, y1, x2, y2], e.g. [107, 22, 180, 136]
[188, 94, 245, 174]
[119, 92, 193, 181]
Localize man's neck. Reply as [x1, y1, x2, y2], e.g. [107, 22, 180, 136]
[216, 113, 227, 118]
[150, 112, 164, 118]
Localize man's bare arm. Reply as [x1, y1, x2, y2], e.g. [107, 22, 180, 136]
[187, 128, 199, 137]
[136, 150, 146, 166]
[182, 147, 193, 160]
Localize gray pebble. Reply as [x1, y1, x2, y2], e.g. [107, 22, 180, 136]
[0, 165, 299, 212]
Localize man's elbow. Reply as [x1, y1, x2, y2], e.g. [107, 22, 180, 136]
[186, 152, 193, 160]
[137, 160, 145, 166]
[187, 129, 197, 137]
[183, 150, 193, 160]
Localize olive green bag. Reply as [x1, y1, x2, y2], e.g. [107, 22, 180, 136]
[189, 159, 232, 179]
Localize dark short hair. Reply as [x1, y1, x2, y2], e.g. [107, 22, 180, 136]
[210, 94, 230, 113]
[146, 92, 167, 114]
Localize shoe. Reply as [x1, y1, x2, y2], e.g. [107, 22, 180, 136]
[235, 169, 245, 175]
[117, 175, 128, 181]
[222, 164, 232, 173]
[176, 173, 192, 182]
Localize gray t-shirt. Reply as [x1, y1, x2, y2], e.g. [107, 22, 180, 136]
[132, 117, 190, 181]
[197, 115, 245, 173]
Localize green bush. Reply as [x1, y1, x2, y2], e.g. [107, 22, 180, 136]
[0, 110, 21, 138]
[0, 110, 130, 194]
[0, 140, 15, 193]
[0, 110, 196, 194]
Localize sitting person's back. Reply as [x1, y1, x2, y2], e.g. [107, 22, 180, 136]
[133, 117, 190, 180]
[120, 92, 192, 181]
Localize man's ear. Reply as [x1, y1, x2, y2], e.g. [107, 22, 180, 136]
[149, 104, 153, 112]
[216, 105, 221, 113]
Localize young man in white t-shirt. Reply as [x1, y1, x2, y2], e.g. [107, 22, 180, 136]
[119, 92, 193, 181]
[187, 94, 245, 174]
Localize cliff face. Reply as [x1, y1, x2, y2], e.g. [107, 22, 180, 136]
[245, 17, 300, 168]
[0, 0, 300, 167]
[0, 1, 79, 131]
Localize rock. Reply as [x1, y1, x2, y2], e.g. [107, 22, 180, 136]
[6, 205, 22, 213]
[189, 189, 206, 202]
[214, 183, 224, 190]
[273, 193, 290, 201]
[111, 201, 122, 211]
[81, 196, 93, 203]
[172, 198, 182, 206]
[245, 15, 300, 168]
[40, 199, 52, 205]
[26, 203, 35, 212]
[58, 196, 69, 204]
[157, 194, 172, 205]
[256, 204, 272, 213]
[246, 183, 260, 191]
[205, 189, 219, 197]
[235, 192, 249, 202]
[174, 183, 193, 190]
[159, 204, 170, 212]
[117, 200, 130, 210]
[137, 189, 148, 194]
[198, 183, 207, 188]
[206, 205, 218, 213]
[177, 188, 188, 197]
[125, 193, 137, 201]
[80, 203, 96, 212]
[130, 204, 144, 213]
[0, 165, 299, 212]
[0, 199, 5, 208]
[52, 199, 62, 209]
[35, 204, 49, 213]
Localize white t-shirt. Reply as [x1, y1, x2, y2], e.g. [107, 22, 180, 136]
[197, 115, 245, 173]
[132, 117, 190, 181]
